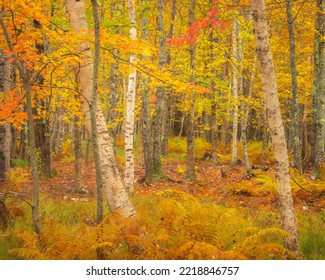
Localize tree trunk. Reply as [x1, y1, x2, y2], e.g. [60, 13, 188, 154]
[251, 0, 300, 256]
[0, 13, 41, 235]
[90, 0, 103, 222]
[231, 18, 239, 165]
[0, 55, 12, 177]
[73, 114, 83, 191]
[242, 66, 255, 173]
[312, 0, 325, 179]
[33, 20, 52, 178]
[140, 0, 153, 179]
[107, 3, 120, 149]
[0, 200, 10, 230]
[286, 0, 302, 173]
[152, 0, 167, 178]
[125, 0, 137, 194]
[23, 72, 42, 235]
[186, 0, 196, 180]
[66, 0, 134, 217]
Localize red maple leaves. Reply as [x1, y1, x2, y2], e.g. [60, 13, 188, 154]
[168, 2, 231, 47]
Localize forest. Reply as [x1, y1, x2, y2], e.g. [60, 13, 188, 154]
[0, 0, 324, 260]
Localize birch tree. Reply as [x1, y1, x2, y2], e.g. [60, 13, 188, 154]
[251, 0, 300, 256]
[66, 0, 134, 217]
[125, 0, 137, 194]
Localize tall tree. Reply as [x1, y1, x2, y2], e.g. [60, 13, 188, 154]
[186, 0, 197, 180]
[231, 17, 239, 165]
[286, 0, 302, 172]
[0, 54, 11, 178]
[125, 0, 137, 194]
[140, 0, 154, 179]
[312, 0, 325, 179]
[91, 0, 104, 222]
[251, 0, 300, 255]
[0, 13, 41, 235]
[152, 0, 167, 178]
[66, 0, 134, 217]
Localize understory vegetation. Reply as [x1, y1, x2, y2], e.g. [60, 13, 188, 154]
[1, 139, 324, 260]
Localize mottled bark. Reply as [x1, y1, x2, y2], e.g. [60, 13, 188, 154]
[125, 0, 137, 194]
[66, 0, 134, 217]
[251, 0, 300, 256]
[286, 0, 302, 172]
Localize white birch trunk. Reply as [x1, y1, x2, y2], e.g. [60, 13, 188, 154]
[251, 0, 300, 256]
[66, 0, 134, 217]
[125, 0, 137, 194]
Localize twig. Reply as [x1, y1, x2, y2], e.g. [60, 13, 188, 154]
[0, 191, 33, 208]
[290, 175, 313, 193]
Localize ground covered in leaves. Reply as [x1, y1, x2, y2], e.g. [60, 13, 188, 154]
[0, 156, 324, 260]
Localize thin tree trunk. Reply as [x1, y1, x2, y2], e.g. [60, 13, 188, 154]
[140, 0, 153, 179]
[90, 0, 103, 222]
[286, 0, 302, 173]
[3, 57, 11, 173]
[160, 0, 177, 157]
[66, 0, 134, 217]
[312, 0, 325, 179]
[231, 18, 239, 165]
[0, 14, 41, 235]
[251, 0, 300, 256]
[242, 66, 255, 173]
[262, 103, 268, 165]
[107, 3, 120, 148]
[152, 0, 167, 178]
[125, 0, 137, 194]
[186, 0, 196, 180]
[73, 114, 83, 191]
[23, 72, 41, 236]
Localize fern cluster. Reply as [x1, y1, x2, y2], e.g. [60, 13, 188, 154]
[6, 189, 296, 260]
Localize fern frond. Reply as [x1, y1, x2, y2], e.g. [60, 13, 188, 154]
[8, 248, 47, 260]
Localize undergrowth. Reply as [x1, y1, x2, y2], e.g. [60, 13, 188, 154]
[2, 190, 298, 260]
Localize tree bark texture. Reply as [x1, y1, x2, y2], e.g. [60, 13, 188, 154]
[91, 0, 104, 222]
[251, 0, 300, 256]
[0, 54, 11, 179]
[0, 13, 41, 235]
[125, 0, 137, 194]
[231, 18, 239, 165]
[66, 0, 134, 217]
[186, 0, 196, 180]
[140, 0, 154, 179]
[312, 0, 325, 178]
[152, 0, 167, 178]
[286, 0, 302, 172]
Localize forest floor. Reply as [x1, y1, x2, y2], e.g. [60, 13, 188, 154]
[1, 156, 324, 260]
[38, 158, 324, 213]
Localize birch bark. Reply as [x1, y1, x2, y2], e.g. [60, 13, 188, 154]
[66, 0, 134, 217]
